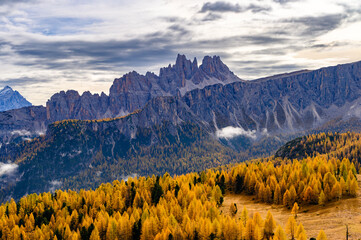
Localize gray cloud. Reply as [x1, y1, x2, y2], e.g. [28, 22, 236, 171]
[288, 14, 346, 36]
[0, 0, 35, 5]
[246, 4, 272, 13]
[5, 29, 183, 71]
[200, 1, 271, 14]
[201, 13, 222, 22]
[0, 77, 51, 87]
[200, 1, 241, 13]
[1, 26, 290, 75]
[273, 0, 299, 4]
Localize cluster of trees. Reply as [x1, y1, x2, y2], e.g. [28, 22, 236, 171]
[226, 156, 358, 206]
[276, 132, 361, 171]
[0, 170, 328, 240]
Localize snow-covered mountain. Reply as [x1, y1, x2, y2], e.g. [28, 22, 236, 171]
[0, 86, 32, 112]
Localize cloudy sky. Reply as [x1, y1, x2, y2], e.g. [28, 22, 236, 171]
[1, 0, 361, 105]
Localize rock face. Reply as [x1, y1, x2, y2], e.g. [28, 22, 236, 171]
[42, 59, 361, 140]
[2, 57, 361, 201]
[46, 54, 241, 121]
[0, 106, 47, 145]
[1, 57, 361, 146]
[0, 86, 32, 112]
[4, 59, 361, 150]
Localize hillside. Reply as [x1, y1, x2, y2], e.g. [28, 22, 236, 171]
[2, 132, 359, 239]
[2, 57, 361, 202]
[0, 111, 284, 202]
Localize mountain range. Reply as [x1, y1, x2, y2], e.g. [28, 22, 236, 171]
[1, 54, 361, 201]
[0, 86, 32, 112]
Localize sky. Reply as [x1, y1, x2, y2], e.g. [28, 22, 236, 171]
[0, 0, 361, 105]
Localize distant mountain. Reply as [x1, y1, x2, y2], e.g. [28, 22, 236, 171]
[2, 56, 361, 200]
[0, 86, 32, 112]
[46, 54, 241, 122]
[0, 54, 241, 144]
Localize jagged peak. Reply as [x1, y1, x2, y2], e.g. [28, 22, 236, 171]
[201, 55, 223, 66]
[3, 85, 12, 90]
[192, 57, 198, 67]
[0, 85, 13, 94]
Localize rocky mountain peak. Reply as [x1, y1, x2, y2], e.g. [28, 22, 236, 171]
[0, 86, 12, 94]
[199, 55, 232, 81]
[44, 54, 242, 121]
[0, 86, 32, 112]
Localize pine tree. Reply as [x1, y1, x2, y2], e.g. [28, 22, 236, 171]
[296, 223, 306, 240]
[90, 226, 101, 240]
[283, 190, 291, 208]
[291, 203, 299, 218]
[274, 225, 287, 240]
[318, 191, 326, 206]
[349, 178, 358, 197]
[240, 207, 249, 226]
[286, 216, 297, 240]
[316, 230, 327, 240]
[264, 211, 276, 240]
[274, 185, 282, 205]
[245, 219, 255, 240]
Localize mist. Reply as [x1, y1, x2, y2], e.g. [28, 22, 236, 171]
[216, 126, 257, 139]
[0, 162, 18, 177]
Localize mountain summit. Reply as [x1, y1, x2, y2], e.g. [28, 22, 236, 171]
[0, 86, 32, 112]
[46, 54, 241, 121]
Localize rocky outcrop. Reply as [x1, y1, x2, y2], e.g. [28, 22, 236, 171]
[182, 60, 361, 134]
[46, 90, 109, 121]
[0, 86, 32, 112]
[46, 54, 241, 121]
[0, 106, 47, 145]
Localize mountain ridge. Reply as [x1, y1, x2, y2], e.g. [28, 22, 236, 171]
[2, 56, 361, 200]
[1, 57, 361, 146]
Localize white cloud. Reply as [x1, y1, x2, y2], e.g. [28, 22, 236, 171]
[0, 162, 18, 177]
[121, 173, 138, 181]
[49, 180, 62, 192]
[216, 126, 257, 139]
[11, 129, 31, 136]
[0, 0, 360, 105]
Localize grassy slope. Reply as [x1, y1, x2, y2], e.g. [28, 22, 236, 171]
[222, 174, 361, 239]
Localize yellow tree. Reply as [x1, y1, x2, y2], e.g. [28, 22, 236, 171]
[240, 206, 249, 226]
[245, 219, 255, 240]
[349, 178, 358, 197]
[296, 223, 307, 240]
[274, 225, 287, 240]
[264, 211, 277, 240]
[106, 218, 118, 240]
[283, 190, 291, 208]
[89, 226, 101, 240]
[274, 185, 282, 205]
[316, 230, 328, 240]
[291, 203, 299, 218]
[318, 191, 326, 206]
[286, 216, 297, 240]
